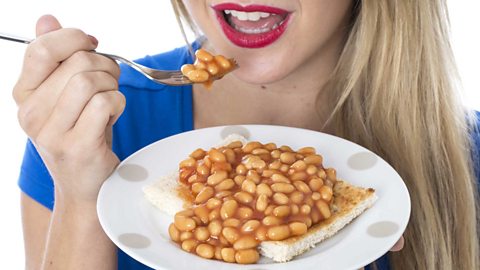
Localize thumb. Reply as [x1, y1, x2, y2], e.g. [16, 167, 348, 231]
[36, 14, 62, 37]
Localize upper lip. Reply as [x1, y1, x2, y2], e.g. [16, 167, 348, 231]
[211, 3, 290, 14]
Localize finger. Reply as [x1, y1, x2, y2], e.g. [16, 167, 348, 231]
[36, 14, 62, 36]
[13, 28, 98, 103]
[390, 236, 405, 252]
[41, 71, 119, 135]
[73, 90, 126, 143]
[16, 52, 120, 139]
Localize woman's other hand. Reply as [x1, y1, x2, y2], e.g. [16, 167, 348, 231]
[12, 15, 125, 204]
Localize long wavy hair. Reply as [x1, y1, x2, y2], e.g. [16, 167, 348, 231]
[171, 0, 479, 269]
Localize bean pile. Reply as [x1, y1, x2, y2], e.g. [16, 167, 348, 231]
[181, 49, 235, 86]
[168, 141, 337, 264]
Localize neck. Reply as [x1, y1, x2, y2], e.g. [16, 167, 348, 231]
[193, 30, 345, 133]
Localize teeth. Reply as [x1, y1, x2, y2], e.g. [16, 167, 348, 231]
[225, 10, 272, 21]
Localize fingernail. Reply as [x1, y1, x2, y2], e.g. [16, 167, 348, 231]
[88, 35, 98, 46]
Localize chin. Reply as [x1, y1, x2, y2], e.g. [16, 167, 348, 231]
[231, 66, 290, 85]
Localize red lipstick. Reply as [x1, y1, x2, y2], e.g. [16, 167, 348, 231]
[212, 3, 291, 49]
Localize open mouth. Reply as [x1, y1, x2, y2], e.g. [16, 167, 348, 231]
[212, 3, 291, 48]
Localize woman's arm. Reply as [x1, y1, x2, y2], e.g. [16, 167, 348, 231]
[21, 192, 117, 270]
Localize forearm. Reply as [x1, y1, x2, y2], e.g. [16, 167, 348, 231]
[42, 195, 117, 270]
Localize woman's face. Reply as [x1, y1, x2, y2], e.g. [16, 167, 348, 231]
[182, 0, 353, 85]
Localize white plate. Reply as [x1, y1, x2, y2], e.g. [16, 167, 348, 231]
[97, 125, 410, 270]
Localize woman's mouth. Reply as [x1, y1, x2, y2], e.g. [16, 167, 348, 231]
[212, 3, 291, 49]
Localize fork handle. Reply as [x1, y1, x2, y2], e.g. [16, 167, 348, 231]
[0, 32, 32, 44]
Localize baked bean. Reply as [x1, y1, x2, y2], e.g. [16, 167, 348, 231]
[326, 168, 337, 181]
[191, 183, 205, 194]
[256, 183, 273, 197]
[180, 157, 196, 168]
[222, 227, 240, 244]
[235, 164, 247, 175]
[273, 192, 289, 205]
[289, 222, 308, 236]
[194, 48, 213, 61]
[234, 191, 254, 204]
[256, 194, 269, 211]
[263, 215, 282, 226]
[237, 207, 254, 219]
[255, 226, 268, 241]
[252, 148, 269, 155]
[196, 243, 215, 259]
[196, 164, 210, 176]
[319, 185, 333, 201]
[311, 209, 321, 223]
[317, 169, 327, 179]
[280, 164, 290, 173]
[242, 141, 263, 153]
[180, 231, 193, 241]
[271, 173, 290, 183]
[280, 152, 296, 164]
[306, 165, 318, 175]
[195, 186, 214, 204]
[174, 215, 197, 232]
[221, 248, 236, 263]
[311, 192, 321, 201]
[208, 208, 220, 221]
[194, 227, 210, 241]
[270, 150, 281, 159]
[291, 204, 300, 215]
[223, 148, 236, 164]
[186, 69, 209, 83]
[273, 205, 291, 217]
[241, 220, 261, 233]
[235, 249, 259, 264]
[316, 200, 332, 219]
[181, 239, 199, 252]
[216, 178, 235, 191]
[267, 225, 291, 241]
[190, 148, 206, 160]
[207, 171, 228, 186]
[246, 170, 261, 184]
[251, 159, 266, 170]
[309, 178, 324, 191]
[206, 198, 222, 209]
[233, 175, 246, 186]
[271, 183, 295, 193]
[214, 55, 232, 69]
[291, 172, 308, 181]
[227, 141, 243, 148]
[208, 220, 223, 236]
[304, 155, 323, 165]
[241, 179, 257, 194]
[261, 169, 276, 178]
[215, 190, 233, 199]
[291, 160, 307, 171]
[209, 149, 227, 163]
[220, 200, 238, 220]
[233, 235, 258, 250]
[279, 145, 294, 152]
[290, 191, 305, 204]
[214, 246, 223, 260]
[263, 143, 277, 150]
[207, 62, 219, 75]
[293, 181, 311, 193]
[168, 223, 181, 242]
[223, 218, 241, 228]
[194, 205, 210, 224]
[264, 204, 275, 216]
[298, 147, 316, 155]
[181, 64, 195, 75]
[300, 204, 312, 215]
[187, 174, 199, 184]
[175, 209, 194, 217]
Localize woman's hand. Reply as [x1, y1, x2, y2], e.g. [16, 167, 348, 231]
[13, 15, 125, 204]
[390, 236, 405, 252]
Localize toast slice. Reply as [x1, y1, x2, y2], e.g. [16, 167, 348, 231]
[143, 151, 377, 263]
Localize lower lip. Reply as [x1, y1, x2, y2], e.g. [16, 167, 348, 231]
[214, 11, 291, 49]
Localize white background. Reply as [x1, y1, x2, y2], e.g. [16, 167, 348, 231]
[0, 1, 478, 268]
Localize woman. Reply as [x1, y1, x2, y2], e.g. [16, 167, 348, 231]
[13, 0, 479, 269]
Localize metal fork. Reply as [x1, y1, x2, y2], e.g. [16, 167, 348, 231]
[0, 32, 197, 86]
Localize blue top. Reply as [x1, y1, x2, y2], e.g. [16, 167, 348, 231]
[17, 43, 479, 270]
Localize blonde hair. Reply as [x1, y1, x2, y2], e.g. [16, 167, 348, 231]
[171, 0, 479, 269]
